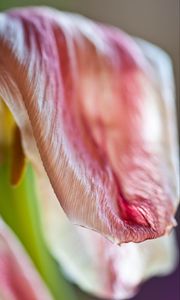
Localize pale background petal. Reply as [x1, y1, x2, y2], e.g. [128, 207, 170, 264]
[0, 218, 53, 300]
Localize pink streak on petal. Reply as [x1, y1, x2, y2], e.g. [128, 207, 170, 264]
[0, 219, 53, 300]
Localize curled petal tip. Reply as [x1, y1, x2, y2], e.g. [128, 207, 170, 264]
[36, 174, 178, 300]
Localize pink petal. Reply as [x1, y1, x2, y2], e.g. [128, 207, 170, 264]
[0, 218, 53, 300]
[0, 7, 178, 243]
[35, 167, 178, 300]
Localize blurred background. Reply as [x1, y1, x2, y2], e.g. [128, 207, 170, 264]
[0, 1, 179, 300]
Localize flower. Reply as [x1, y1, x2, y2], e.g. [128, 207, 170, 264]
[0, 6, 179, 300]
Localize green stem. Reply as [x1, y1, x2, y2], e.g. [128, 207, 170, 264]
[0, 152, 77, 300]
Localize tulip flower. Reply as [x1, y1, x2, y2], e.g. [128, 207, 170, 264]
[0, 6, 179, 300]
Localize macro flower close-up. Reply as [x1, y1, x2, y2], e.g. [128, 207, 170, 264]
[0, 1, 179, 300]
